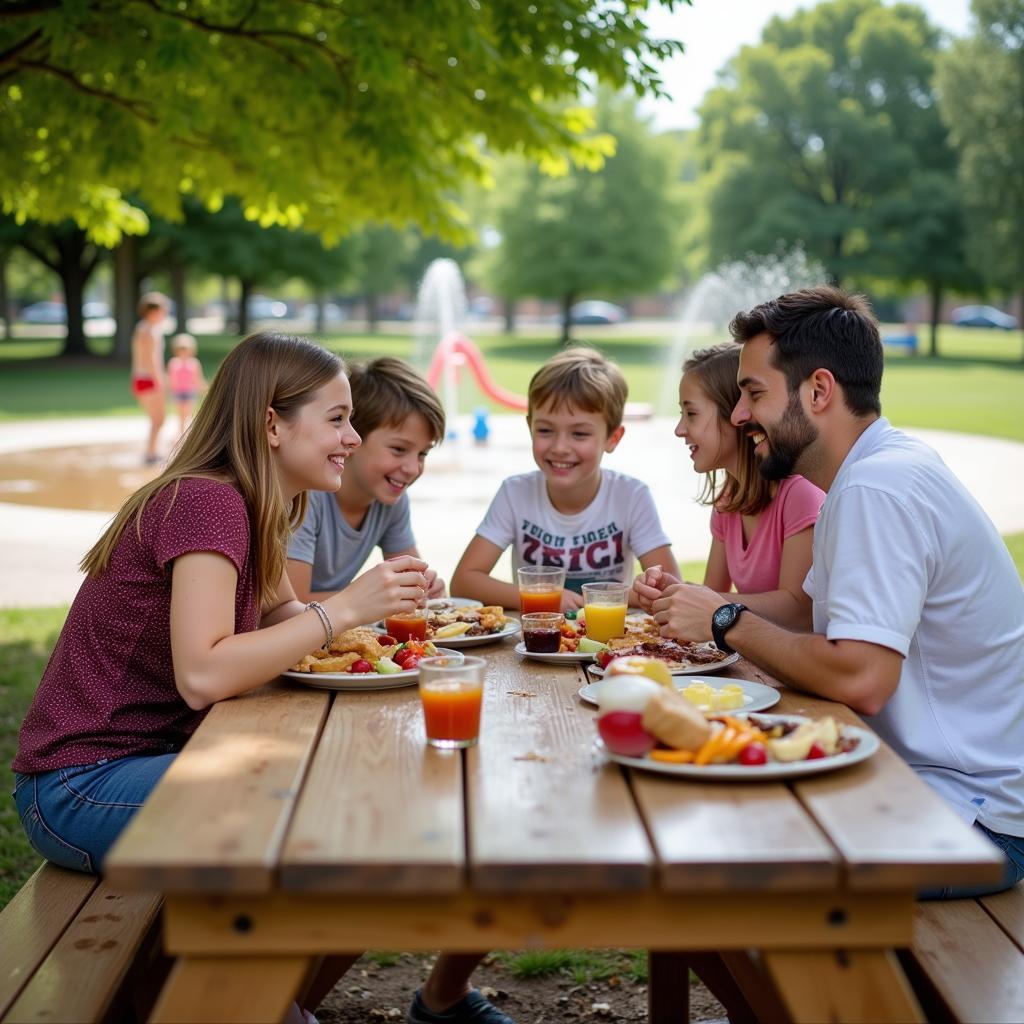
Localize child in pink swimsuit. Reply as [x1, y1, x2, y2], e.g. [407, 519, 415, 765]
[167, 333, 207, 436]
[638, 343, 823, 627]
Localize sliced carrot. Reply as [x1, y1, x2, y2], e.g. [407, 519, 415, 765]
[650, 749, 696, 764]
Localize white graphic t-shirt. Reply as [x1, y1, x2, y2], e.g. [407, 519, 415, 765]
[476, 470, 671, 593]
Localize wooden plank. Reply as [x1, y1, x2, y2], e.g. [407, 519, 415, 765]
[647, 952, 688, 1024]
[631, 770, 839, 892]
[161, 890, 914, 954]
[981, 881, 1024, 951]
[468, 648, 654, 890]
[280, 686, 463, 892]
[911, 898, 1024, 1024]
[764, 949, 924, 1023]
[149, 955, 310, 1024]
[3, 882, 160, 1024]
[794, 742, 1005, 891]
[105, 684, 329, 893]
[0, 863, 99, 1018]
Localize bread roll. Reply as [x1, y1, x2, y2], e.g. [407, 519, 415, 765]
[641, 688, 712, 752]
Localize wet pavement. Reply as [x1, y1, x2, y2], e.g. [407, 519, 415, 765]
[1, 414, 1023, 608]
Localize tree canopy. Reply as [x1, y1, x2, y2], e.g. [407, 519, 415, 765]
[478, 89, 682, 340]
[0, 0, 684, 246]
[695, 0, 967, 317]
[937, 0, 1024, 299]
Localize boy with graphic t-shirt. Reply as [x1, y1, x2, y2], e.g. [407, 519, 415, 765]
[451, 347, 677, 611]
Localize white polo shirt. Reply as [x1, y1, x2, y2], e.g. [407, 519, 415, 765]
[804, 418, 1024, 835]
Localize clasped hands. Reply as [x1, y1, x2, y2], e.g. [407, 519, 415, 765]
[633, 566, 723, 643]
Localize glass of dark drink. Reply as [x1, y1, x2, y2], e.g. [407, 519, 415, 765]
[521, 612, 564, 654]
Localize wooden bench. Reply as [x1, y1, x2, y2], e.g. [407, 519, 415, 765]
[900, 881, 1024, 1023]
[0, 862, 165, 1023]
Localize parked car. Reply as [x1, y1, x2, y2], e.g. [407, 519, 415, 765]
[950, 305, 1018, 330]
[299, 302, 346, 324]
[82, 301, 112, 319]
[569, 300, 627, 325]
[247, 295, 289, 320]
[19, 301, 67, 324]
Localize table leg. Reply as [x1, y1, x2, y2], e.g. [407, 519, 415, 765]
[762, 949, 924, 1023]
[149, 954, 313, 1023]
[647, 952, 689, 1024]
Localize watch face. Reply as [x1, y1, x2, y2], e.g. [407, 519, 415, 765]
[713, 605, 734, 629]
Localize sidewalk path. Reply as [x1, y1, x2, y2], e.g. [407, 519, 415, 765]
[2, 415, 1023, 608]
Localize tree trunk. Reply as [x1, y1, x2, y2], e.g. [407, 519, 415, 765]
[314, 293, 326, 335]
[237, 279, 252, 336]
[113, 236, 138, 361]
[367, 293, 379, 334]
[0, 252, 10, 340]
[503, 296, 516, 335]
[928, 281, 941, 358]
[60, 265, 89, 357]
[170, 262, 187, 336]
[560, 292, 575, 345]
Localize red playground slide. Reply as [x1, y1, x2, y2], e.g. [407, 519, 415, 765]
[425, 332, 528, 412]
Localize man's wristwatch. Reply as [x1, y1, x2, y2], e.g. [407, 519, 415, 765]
[711, 602, 747, 655]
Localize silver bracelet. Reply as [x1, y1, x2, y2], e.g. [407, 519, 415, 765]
[306, 600, 333, 650]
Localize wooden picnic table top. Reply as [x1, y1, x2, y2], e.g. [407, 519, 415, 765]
[105, 636, 1002, 901]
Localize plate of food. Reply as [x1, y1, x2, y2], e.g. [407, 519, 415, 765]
[587, 638, 741, 677]
[591, 672, 876, 781]
[283, 627, 462, 691]
[514, 642, 599, 664]
[373, 605, 519, 648]
[578, 676, 780, 714]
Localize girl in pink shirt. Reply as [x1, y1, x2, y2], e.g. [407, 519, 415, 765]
[638, 343, 823, 627]
[166, 332, 207, 436]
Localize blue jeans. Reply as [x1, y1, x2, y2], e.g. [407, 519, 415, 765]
[13, 754, 175, 874]
[919, 822, 1024, 901]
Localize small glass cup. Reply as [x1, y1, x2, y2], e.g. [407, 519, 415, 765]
[385, 611, 428, 642]
[517, 565, 566, 614]
[521, 611, 565, 654]
[581, 582, 628, 643]
[419, 654, 484, 749]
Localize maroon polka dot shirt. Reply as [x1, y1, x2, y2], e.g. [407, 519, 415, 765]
[14, 478, 260, 773]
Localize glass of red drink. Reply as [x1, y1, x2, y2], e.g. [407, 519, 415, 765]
[517, 565, 566, 614]
[385, 611, 428, 642]
[419, 655, 484, 749]
[521, 612, 564, 653]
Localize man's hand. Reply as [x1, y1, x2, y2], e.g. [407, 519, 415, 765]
[425, 570, 446, 599]
[652, 583, 722, 642]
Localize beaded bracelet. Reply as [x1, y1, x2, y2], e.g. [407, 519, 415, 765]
[306, 600, 333, 650]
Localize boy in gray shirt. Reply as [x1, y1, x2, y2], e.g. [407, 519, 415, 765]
[287, 357, 447, 599]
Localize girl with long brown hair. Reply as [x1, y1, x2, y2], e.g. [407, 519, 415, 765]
[636, 343, 823, 627]
[14, 332, 429, 876]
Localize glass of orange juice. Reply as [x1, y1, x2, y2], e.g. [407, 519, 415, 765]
[517, 565, 565, 614]
[581, 582, 628, 643]
[419, 654, 484, 749]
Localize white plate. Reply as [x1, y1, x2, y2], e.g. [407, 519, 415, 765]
[514, 641, 596, 664]
[578, 676, 780, 713]
[597, 714, 880, 780]
[282, 647, 463, 691]
[426, 597, 483, 610]
[587, 650, 742, 678]
[428, 620, 521, 648]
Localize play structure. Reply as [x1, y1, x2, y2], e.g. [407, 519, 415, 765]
[424, 331, 529, 413]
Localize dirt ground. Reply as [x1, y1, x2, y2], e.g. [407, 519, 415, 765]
[314, 953, 726, 1023]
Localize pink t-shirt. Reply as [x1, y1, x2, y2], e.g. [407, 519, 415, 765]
[14, 478, 259, 773]
[167, 355, 202, 395]
[709, 475, 824, 594]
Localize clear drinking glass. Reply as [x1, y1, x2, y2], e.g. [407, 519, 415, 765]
[418, 654, 484, 749]
[581, 582, 628, 643]
[517, 565, 566, 614]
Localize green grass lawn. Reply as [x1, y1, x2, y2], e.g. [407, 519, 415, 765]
[2, 324, 1023, 440]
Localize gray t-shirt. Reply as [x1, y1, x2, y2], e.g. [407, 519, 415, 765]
[288, 490, 416, 592]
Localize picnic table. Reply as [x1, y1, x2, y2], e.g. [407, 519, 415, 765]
[104, 635, 1003, 1023]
